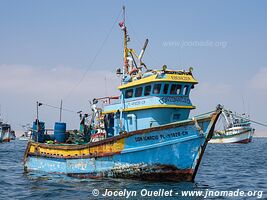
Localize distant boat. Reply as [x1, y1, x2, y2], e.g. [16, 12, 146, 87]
[0, 107, 15, 142]
[0, 122, 15, 142]
[19, 124, 32, 141]
[19, 131, 31, 141]
[19, 135, 30, 141]
[209, 108, 255, 144]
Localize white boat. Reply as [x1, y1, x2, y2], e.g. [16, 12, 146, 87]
[0, 121, 14, 142]
[19, 132, 31, 141]
[19, 136, 30, 141]
[19, 124, 32, 141]
[0, 110, 15, 142]
[209, 108, 255, 144]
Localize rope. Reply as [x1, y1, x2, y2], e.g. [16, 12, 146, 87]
[63, 8, 123, 100]
[194, 108, 267, 128]
[41, 103, 77, 114]
[192, 117, 204, 136]
[194, 110, 215, 117]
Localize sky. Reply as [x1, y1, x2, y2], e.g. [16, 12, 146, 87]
[0, 0, 266, 136]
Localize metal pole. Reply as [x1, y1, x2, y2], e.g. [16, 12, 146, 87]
[36, 101, 39, 121]
[123, 5, 125, 23]
[36, 101, 39, 142]
[60, 100, 62, 122]
[122, 5, 128, 75]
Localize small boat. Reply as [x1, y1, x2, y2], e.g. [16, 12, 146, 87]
[19, 135, 30, 141]
[0, 113, 16, 142]
[23, 7, 222, 182]
[19, 124, 32, 141]
[209, 108, 255, 144]
[0, 122, 14, 142]
[0, 108, 15, 142]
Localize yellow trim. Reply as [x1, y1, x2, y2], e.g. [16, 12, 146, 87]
[28, 139, 125, 157]
[103, 105, 195, 114]
[118, 73, 198, 90]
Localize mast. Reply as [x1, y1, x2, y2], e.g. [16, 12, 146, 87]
[118, 6, 128, 133]
[59, 99, 63, 122]
[121, 5, 129, 75]
[36, 101, 39, 122]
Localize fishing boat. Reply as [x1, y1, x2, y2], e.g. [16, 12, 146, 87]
[0, 107, 15, 142]
[19, 133, 31, 141]
[23, 7, 222, 182]
[19, 124, 32, 141]
[210, 108, 255, 144]
[0, 122, 14, 142]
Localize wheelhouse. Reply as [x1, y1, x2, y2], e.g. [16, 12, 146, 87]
[99, 69, 198, 136]
[123, 82, 193, 98]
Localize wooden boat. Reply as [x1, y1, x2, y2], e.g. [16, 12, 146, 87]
[24, 7, 222, 182]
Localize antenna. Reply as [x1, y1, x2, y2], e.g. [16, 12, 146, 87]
[242, 95, 246, 114]
[123, 5, 125, 23]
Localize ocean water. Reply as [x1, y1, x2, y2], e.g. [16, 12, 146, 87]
[0, 138, 266, 200]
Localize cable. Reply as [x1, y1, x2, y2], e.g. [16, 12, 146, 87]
[194, 110, 216, 117]
[232, 114, 267, 128]
[41, 103, 77, 114]
[63, 8, 123, 100]
[195, 108, 267, 128]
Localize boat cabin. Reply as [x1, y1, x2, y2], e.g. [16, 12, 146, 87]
[93, 68, 198, 137]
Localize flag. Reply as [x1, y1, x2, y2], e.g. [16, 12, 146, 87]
[119, 21, 126, 30]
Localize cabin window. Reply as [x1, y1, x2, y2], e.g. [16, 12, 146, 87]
[183, 85, 191, 96]
[163, 84, 169, 94]
[125, 89, 133, 98]
[153, 84, 161, 94]
[170, 84, 182, 95]
[144, 85, 151, 96]
[128, 117, 133, 125]
[135, 87, 143, 97]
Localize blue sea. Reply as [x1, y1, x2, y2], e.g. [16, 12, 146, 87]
[0, 138, 266, 200]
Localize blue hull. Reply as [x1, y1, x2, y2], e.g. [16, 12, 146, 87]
[24, 111, 221, 182]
